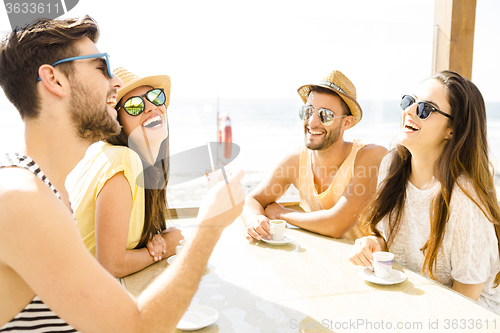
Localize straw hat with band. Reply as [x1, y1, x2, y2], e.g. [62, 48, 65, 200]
[297, 70, 362, 127]
[113, 67, 171, 109]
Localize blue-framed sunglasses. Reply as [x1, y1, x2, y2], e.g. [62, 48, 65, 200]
[36, 53, 112, 81]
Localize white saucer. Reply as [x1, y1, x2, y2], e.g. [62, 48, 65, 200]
[261, 234, 296, 246]
[359, 267, 407, 285]
[167, 255, 176, 264]
[176, 305, 219, 331]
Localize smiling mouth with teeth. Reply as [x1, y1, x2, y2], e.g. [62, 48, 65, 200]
[308, 128, 324, 135]
[143, 115, 162, 128]
[405, 123, 420, 131]
[107, 97, 117, 108]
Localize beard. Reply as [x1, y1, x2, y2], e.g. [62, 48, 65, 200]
[68, 79, 121, 144]
[304, 123, 341, 150]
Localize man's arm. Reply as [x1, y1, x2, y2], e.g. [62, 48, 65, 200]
[0, 168, 244, 333]
[265, 145, 388, 238]
[241, 148, 301, 240]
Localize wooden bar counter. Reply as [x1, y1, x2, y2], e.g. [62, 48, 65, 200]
[122, 218, 500, 332]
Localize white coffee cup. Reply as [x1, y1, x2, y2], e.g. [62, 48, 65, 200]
[269, 219, 286, 241]
[372, 251, 394, 279]
[175, 239, 187, 256]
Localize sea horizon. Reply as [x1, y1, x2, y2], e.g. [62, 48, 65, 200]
[1, 97, 500, 208]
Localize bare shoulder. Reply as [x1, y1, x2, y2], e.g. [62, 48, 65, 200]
[0, 166, 41, 195]
[0, 167, 64, 205]
[0, 167, 71, 251]
[355, 144, 389, 167]
[0, 168, 49, 222]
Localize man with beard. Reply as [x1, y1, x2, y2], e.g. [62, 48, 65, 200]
[0, 16, 244, 332]
[242, 70, 387, 240]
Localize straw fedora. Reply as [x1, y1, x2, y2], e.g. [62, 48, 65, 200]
[113, 67, 171, 108]
[297, 70, 362, 127]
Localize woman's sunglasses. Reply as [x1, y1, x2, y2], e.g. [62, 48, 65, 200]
[400, 95, 454, 120]
[117, 88, 166, 116]
[299, 105, 346, 126]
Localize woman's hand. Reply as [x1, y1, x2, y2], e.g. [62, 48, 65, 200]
[147, 233, 167, 261]
[146, 228, 184, 261]
[161, 227, 184, 258]
[349, 236, 383, 268]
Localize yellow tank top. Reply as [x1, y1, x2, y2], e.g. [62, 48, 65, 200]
[69, 142, 145, 256]
[298, 139, 367, 240]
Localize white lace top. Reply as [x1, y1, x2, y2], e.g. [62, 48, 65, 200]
[377, 154, 500, 313]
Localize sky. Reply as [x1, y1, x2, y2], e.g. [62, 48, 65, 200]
[1, 0, 499, 103]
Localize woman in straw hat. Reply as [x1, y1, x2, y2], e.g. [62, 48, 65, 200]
[69, 68, 183, 278]
[349, 70, 500, 312]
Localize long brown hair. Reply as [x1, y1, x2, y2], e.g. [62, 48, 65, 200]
[105, 114, 170, 249]
[361, 70, 500, 285]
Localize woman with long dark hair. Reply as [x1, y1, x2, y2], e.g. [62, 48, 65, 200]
[70, 68, 183, 278]
[349, 70, 500, 312]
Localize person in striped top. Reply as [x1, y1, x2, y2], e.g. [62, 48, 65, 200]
[0, 15, 245, 332]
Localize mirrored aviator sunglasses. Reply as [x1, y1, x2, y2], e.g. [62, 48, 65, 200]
[117, 88, 166, 116]
[298, 105, 342, 126]
[400, 95, 454, 120]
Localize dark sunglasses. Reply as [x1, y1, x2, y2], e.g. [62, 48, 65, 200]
[36, 53, 112, 81]
[116, 88, 166, 116]
[299, 105, 346, 126]
[400, 95, 454, 120]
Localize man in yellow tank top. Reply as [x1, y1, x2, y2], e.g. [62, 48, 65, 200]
[242, 70, 388, 240]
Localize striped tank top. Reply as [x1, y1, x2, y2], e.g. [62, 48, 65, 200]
[0, 153, 78, 333]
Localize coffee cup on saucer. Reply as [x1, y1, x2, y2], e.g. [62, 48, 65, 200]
[372, 251, 394, 279]
[269, 219, 286, 241]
